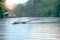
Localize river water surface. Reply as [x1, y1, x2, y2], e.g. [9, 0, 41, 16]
[0, 17, 60, 40]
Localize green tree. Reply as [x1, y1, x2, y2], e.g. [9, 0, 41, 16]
[54, 0, 60, 17]
[13, 0, 59, 17]
[0, 3, 5, 13]
[0, 0, 6, 17]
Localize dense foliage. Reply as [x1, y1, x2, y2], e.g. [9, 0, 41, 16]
[0, 0, 5, 13]
[1, 0, 59, 17]
[13, 0, 60, 17]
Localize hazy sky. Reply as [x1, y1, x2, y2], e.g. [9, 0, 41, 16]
[5, 0, 28, 10]
[6, 0, 28, 4]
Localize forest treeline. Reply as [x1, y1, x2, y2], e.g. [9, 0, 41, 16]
[0, 0, 60, 17]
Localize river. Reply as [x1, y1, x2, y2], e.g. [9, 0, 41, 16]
[0, 17, 60, 40]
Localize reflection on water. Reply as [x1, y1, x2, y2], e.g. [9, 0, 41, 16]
[29, 24, 60, 40]
[0, 26, 6, 40]
[0, 17, 60, 40]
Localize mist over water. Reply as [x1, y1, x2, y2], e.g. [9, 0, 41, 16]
[0, 17, 60, 40]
